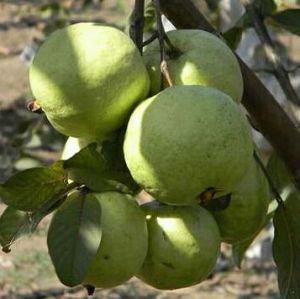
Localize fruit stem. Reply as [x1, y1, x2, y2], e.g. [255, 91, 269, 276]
[27, 100, 44, 114]
[153, 0, 173, 88]
[253, 151, 285, 208]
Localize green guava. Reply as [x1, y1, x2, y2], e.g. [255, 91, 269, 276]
[143, 29, 243, 102]
[29, 23, 150, 141]
[137, 202, 220, 290]
[83, 192, 148, 288]
[211, 159, 271, 244]
[123, 85, 254, 205]
[61, 137, 91, 160]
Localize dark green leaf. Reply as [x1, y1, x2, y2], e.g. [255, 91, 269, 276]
[267, 151, 292, 194]
[273, 191, 300, 299]
[254, 0, 277, 17]
[231, 0, 276, 32]
[232, 207, 274, 268]
[270, 9, 300, 36]
[0, 182, 77, 252]
[144, 0, 156, 32]
[223, 27, 244, 50]
[47, 191, 102, 287]
[0, 207, 30, 252]
[232, 238, 253, 268]
[204, 0, 221, 12]
[63, 141, 139, 194]
[0, 162, 67, 211]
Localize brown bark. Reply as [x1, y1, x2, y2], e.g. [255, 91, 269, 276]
[160, 0, 300, 186]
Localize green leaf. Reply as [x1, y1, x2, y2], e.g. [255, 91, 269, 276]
[144, 0, 156, 32]
[0, 182, 77, 252]
[254, 0, 277, 17]
[267, 151, 292, 193]
[204, 0, 221, 12]
[273, 191, 300, 299]
[223, 27, 244, 50]
[63, 140, 139, 194]
[232, 239, 251, 268]
[230, 0, 277, 33]
[47, 191, 102, 287]
[232, 207, 274, 268]
[0, 162, 67, 211]
[0, 207, 30, 252]
[270, 9, 300, 36]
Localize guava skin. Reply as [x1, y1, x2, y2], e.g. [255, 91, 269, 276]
[143, 29, 243, 102]
[30, 23, 150, 141]
[84, 192, 148, 288]
[212, 159, 271, 244]
[123, 85, 253, 205]
[137, 203, 221, 290]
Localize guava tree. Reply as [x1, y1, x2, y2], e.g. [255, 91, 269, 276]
[0, 0, 300, 297]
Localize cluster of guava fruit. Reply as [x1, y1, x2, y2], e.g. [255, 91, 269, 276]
[29, 22, 271, 290]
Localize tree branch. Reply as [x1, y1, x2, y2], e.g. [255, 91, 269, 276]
[129, 0, 145, 53]
[242, 0, 300, 108]
[160, 0, 300, 187]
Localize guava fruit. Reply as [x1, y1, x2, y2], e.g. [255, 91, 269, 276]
[143, 29, 243, 102]
[29, 23, 150, 141]
[211, 159, 271, 244]
[123, 85, 253, 205]
[83, 192, 148, 288]
[61, 137, 91, 160]
[137, 202, 220, 290]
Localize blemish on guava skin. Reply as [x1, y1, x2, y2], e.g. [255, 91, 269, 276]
[161, 261, 175, 269]
[197, 187, 216, 205]
[103, 255, 110, 260]
[162, 231, 168, 241]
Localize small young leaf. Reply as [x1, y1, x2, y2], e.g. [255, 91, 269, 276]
[0, 207, 30, 252]
[64, 140, 139, 194]
[270, 9, 300, 37]
[232, 238, 253, 268]
[232, 207, 274, 268]
[223, 27, 244, 50]
[267, 151, 292, 193]
[273, 191, 300, 299]
[0, 161, 67, 211]
[144, 0, 156, 32]
[254, 0, 277, 17]
[47, 191, 102, 287]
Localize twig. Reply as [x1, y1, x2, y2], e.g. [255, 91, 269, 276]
[154, 0, 173, 88]
[129, 0, 145, 53]
[0, 17, 106, 31]
[254, 151, 285, 207]
[159, 0, 300, 188]
[253, 65, 300, 74]
[142, 31, 159, 47]
[242, 0, 300, 108]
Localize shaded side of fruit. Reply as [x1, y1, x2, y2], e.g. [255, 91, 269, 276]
[137, 203, 221, 290]
[84, 192, 148, 288]
[212, 159, 271, 244]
